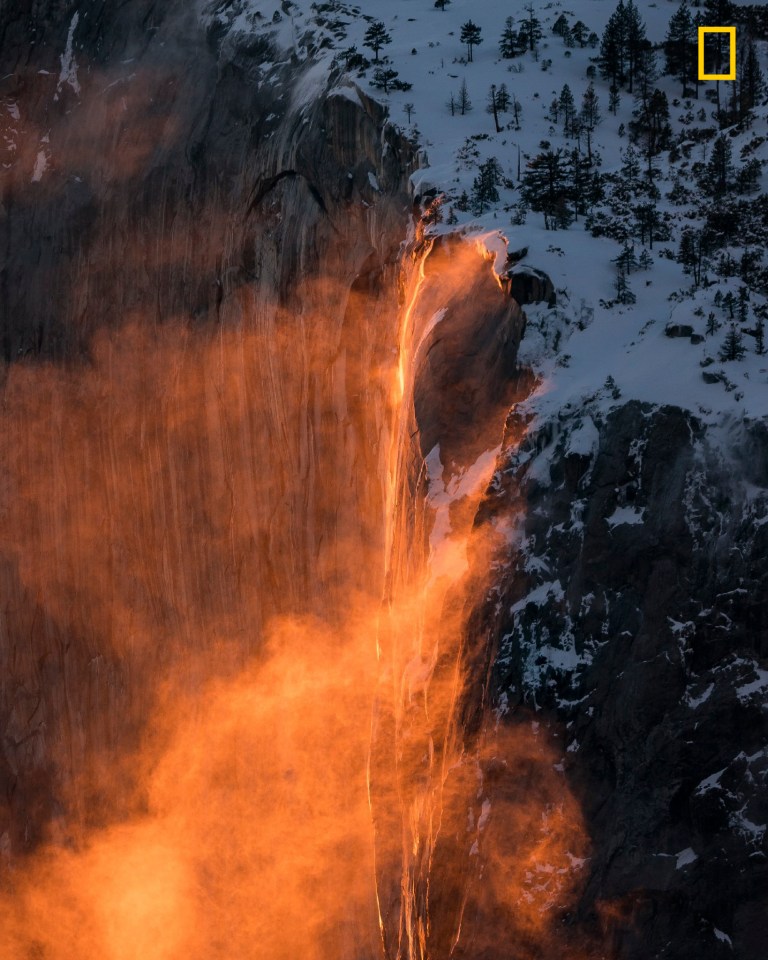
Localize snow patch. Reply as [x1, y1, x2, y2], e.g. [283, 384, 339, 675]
[291, 58, 331, 112]
[425, 443, 500, 584]
[675, 847, 698, 869]
[31, 151, 48, 183]
[56, 14, 81, 99]
[565, 417, 599, 458]
[606, 505, 645, 528]
[685, 683, 714, 709]
[736, 668, 768, 701]
[713, 929, 733, 948]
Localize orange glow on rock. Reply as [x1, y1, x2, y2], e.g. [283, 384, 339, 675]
[0, 225, 594, 960]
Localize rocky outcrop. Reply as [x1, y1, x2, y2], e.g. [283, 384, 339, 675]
[484, 401, 768, 959]
[502, 264, 557, 308]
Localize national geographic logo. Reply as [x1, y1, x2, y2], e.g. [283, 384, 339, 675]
[699, 25, 737, 80]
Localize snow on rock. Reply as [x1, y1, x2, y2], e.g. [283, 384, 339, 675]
[684, 682, 715, 710]
[713, 929, 733, 948]
[675, 847, 698, 869]
[565, 416, 599, 458]
[55, 14, 81, 100]
[426, 442, 500, 584]
[606, 505, 645, 529]
[31, 150, 48, 183]
[736, 667, 768, 701]
[290, 57, 332, 112]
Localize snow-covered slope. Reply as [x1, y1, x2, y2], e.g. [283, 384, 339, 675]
[199, 0, 768, 431]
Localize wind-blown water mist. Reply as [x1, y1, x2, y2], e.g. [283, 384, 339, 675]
[1, 43, 591, 960]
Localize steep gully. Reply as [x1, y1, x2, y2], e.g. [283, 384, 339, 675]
[1, 22, 595, 960]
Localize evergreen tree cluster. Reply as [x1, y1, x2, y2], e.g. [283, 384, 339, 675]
[598, 0, 651, 93]
[521, 148, 603, 230]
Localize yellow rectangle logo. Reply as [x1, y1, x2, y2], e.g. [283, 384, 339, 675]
[698, 26, 736, 81]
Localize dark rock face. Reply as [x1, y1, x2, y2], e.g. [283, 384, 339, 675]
[0, 7, 417, 863]
[412, 237, 527, 470]
[503, 265, 557, 308]
[486, 401, 768, 958]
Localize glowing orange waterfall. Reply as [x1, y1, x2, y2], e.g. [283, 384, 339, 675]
[0, 228, 589, 960]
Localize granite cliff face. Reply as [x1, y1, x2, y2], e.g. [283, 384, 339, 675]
[1, 0, 419, 858]
[1, 5, 767, 960]
[482, 403, 768, 959]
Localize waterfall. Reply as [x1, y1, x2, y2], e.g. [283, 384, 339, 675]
[371, 234, 529, 960]
[0, 57, 588, 958]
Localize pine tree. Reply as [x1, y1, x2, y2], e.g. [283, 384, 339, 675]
[580, 82, 602, 162]
[722, 291, 736, 318]
[521, 149, 573, 229]
[457, 78, 472, 115]
[521, 3, 543, 55]
[572, 21, 589, 47]
[740, 38, 766, 116]
[434, 0, 451, 10]
[609, 82, 621, 114]
[639, 248, 654, 270]
[665, 1, 696, 96]
[599, 0, 628, 86]
[701, 134, 734, 195]
[487, 85, 502, 132]
[553, 14, 570, 37]
[403, 102, 415, 123]
[499, 17, 520, 58]
[470, 157, 503, 214]
[737, 158, 762, 194]
[625, 0, 648, 93]
[634, 202, 658, 248]
[559, 83, 577, 136]
[495, 83, 511, 112]
[719, 323, 746, 361]
[737, 285, 750, 323]
[569, 148, 596, 220]
[341, 45, 371, 72]
[615, 266, 636, 304]
[706, 311, 719, 336]
[679, 226, 711, 286]
[702, 0, 736, 120]
[460, 20, 483, 62]
[702, 0, 736, 75]
[371, 67, 399, 94]
[363, 21, 392, 62]
[755, 309, 766, 355]
[631, 88, 671, 177]
[613, 241, 639, 274]
[422, 195, 444, 227]
[633, 43, 659, 108]
[621, 144, 641, 182]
